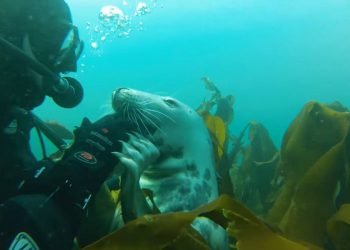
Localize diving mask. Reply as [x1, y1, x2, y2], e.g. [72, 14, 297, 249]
[54, 23, 84, 73]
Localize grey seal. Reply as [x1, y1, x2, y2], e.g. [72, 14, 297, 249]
[112, 88, 227, 250]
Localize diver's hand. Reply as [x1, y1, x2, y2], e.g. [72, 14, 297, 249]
[62, 114, 136, 193]
[73, 114, 131, 158]
[21, 114, 137, 230]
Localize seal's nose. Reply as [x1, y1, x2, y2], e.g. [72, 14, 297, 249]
[112, 88, 130, 112]
[112, 88, 128, 102]
[115, 87, 129, 94]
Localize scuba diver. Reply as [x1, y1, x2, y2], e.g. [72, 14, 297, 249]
[0, 0, 133, 249]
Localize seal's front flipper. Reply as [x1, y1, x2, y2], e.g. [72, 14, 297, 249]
[116, 134, 160, 223]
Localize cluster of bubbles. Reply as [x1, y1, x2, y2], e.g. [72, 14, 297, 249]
[86, 0, 161, 51]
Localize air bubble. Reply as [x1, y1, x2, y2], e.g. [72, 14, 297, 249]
[90, 42, 99, 49]
[135, 2, 151, 16]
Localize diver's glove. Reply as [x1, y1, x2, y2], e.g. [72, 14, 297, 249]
[58, 114, 134, 192]
[65, 115, 131, 185]
[39, 114, 135, 229]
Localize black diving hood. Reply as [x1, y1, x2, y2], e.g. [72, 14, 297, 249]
[0, 35, 84, 108]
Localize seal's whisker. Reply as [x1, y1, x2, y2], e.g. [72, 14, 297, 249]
[137, 109, 165, 136]
[126, 103, 132, 122]
[139, 99, 154, 106]
[122, 102, 128, 119]
[127, 106, 133, 123]
[131, 110, 143, 135]
[124, 102, 129, 119]
[142, 108, 162, 122]
[131, 107, 143, 136]
[136, 110, 154, 139]
[145, 108, 176, 124]
[130, 108, 137, 124]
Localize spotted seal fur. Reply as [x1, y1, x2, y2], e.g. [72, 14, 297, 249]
[112, 88, 227, 249]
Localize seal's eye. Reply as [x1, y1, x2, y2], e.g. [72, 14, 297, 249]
[164, 98, 178, 108]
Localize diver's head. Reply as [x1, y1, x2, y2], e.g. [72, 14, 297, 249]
[0, 0, 84, 109]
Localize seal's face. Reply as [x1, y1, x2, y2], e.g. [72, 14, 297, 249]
[112, 88, 197, 138]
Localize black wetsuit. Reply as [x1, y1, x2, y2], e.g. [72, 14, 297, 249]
[0, 105, 132, 249]
[0, 106, 72, 249]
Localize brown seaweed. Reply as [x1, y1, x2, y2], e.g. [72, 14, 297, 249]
[327, 204, 350, 250]
[266, 101, 350, 246]
[82, 195, 322, 250]
[234, 122, 279, 214]
[202, 112, 227, 162]
[267, 102, 350, 223]
[282, 127, 349, 245]
[197, 78, 236, 197]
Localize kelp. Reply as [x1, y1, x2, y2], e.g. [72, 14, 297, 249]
[216, 95, 235, 124]
[247, 122, 277, 164]
[197, 77, 236, 196]
[202, 112, 227, 161]
[281, 128, 349, 245]
[197, 76, 235, 126]
[82, 195, 322, 250]
[327, 204, 350, 250]
[266, 101, 350, 246]
[267, 102, 350, 224]
[83, 210, 210, 250]
[234, 121, 279, 214]
[224, 209, 321, 250]
[201, 76, 220, 93]
[227, 123, 251, 166]
[327, 101, 349, 113]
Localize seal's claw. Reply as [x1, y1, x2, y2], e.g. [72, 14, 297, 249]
[126, 132, 137, 141]
[111, 151, 138, 170]
[118, 140, 136, 156]
[119, 157, 138, 172]
[124, 141, 139, 155]
[132, 131, 148, 141]
[111, 151, 126, 159]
